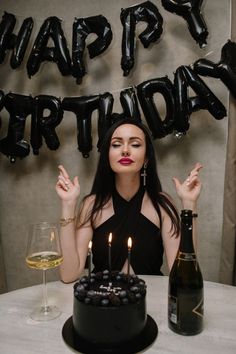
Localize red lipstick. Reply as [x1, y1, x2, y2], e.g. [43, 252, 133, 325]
[118, 158, 134, 165]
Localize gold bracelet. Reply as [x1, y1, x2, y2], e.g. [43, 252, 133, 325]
[60, 216, 75, 226]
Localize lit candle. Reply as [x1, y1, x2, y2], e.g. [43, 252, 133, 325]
[88, 241, 92, 279]
[127, 237, 132, 277]
[108, 233, 112, 280]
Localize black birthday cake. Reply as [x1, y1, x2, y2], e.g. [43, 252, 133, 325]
[73, 270, 147, 346]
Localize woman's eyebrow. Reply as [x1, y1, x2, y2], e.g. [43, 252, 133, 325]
[111, 136, 143, 141]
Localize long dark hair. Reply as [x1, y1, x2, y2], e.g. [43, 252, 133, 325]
[81, 118, 180, 236]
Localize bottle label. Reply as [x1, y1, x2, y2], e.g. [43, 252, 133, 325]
[193, 297, 204, 318]
[169, 292, 204, 330]
[177, 252, 198, 270]
[178, 252, 196, 261]
[168, 295, 178, 324]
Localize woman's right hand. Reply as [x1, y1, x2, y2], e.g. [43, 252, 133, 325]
[55, 165, 80, 204]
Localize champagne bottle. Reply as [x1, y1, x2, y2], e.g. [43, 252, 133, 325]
[168, 209, 204, 335]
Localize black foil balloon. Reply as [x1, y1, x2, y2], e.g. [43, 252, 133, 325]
[0, 93, 33, 162]
[0, 12, 16, 63]
[27, 16, 71, 78]
[174, 66, 190, 135]
[31, 95, 63, 154]
[173, 65, 226, 136]
[194, 40, 236, 99]
[137, 76, 175, 138]
[0, 12, 33, 67]
[120, 87, 141, 121]
[161, 0, 208, 48]
[181, 65, 227, 120]
[109, 87, 142, 131]
[97, 92, 114, 151]
[120, 8, 135, 77]
[120, 1, 163, 76]
[189, 96, 207, 112]
[72, 15, 112, 84]
[62, 95, 100, 157]
[0, 12, 34, 69]
[10, 17, 34, 69]
[133, 0, 163, 48]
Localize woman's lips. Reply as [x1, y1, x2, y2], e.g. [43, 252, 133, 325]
[118, 158, 134, 165]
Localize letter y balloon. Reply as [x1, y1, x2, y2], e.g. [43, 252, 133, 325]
[161, 0, 208, 48]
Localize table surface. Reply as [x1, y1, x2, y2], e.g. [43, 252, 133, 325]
[0, 276, 236, 354]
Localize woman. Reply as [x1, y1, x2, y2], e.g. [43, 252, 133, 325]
[56, 118, 202, 283]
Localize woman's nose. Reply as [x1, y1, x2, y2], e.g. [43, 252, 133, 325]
[122, 147, 130, 156]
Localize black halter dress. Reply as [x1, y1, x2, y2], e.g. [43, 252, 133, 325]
[92, 187, 164, 275]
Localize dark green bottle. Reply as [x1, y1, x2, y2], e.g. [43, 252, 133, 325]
[168, 209, 204, 335]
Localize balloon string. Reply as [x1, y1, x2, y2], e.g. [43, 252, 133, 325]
[203, 50, 214, 58]
[0, 41, 226, 98]
[0, 40, 230, 97]
[110, 86, 135, 94]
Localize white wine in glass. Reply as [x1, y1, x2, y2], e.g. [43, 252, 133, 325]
[26, 222, 63, 321]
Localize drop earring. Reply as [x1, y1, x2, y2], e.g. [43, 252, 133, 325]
[141, 162, 148, 186]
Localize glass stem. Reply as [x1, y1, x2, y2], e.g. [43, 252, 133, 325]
[42, 270, 48, 313]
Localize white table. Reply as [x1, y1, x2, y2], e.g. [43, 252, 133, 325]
[0, 276, 236, 353]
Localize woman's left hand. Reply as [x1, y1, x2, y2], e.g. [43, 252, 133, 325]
[172, 162, 203, 209]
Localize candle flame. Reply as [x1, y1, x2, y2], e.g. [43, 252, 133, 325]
[88, 240, 92, 250]
[128, 237, 132, 249]
[108, 233, 112, 244]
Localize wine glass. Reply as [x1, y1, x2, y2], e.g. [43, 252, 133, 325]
[26, 222, 63, 321]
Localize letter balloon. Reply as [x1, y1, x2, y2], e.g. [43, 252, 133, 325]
[161, 0, 208, 48]
[31, 95, 63, 154]
[0, 12, 16, 63]
[0, 12, 33, 68]
[10, 17, 34, 69]
[137, 77, 175, 138]
[120, 87, 141, 121]
[27, 16, 71, 78]
[72, 15, 112, 84]
[173, 66, 190, 135]
[173, 65, 227, 135]
[62, 95, 100, 157]
[194, 40, 236, 99]
[0, 93, 33, 162]
[108, 87, 142, 132]
[120, 1, 163, 76]
[182, 65, 227, 120]
[97, 92, 114, 151]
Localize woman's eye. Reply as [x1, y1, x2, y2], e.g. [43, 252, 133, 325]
[132, 143, 141, 148]
[111, 143, 121, 148]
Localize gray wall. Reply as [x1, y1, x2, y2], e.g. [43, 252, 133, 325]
[0, 0, 231, 291]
